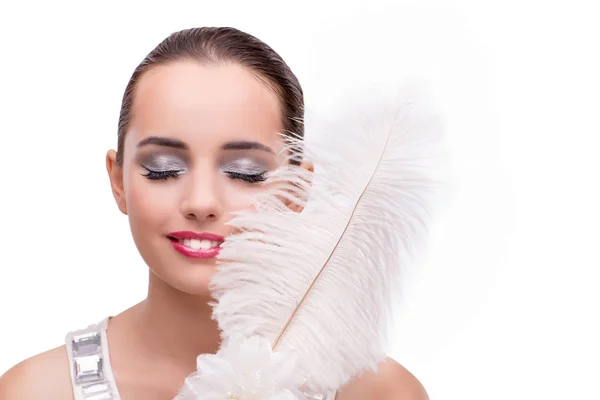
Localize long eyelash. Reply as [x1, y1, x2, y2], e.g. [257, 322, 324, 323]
[142, 167, 183, 180]
[226, 171, 267, 183]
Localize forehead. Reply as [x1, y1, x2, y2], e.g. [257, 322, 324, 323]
[128, 60, 283, 149]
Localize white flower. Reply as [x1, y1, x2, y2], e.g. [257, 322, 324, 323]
[175, 335, 304, 400]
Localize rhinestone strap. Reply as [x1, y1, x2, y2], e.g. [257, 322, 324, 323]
[66, 320, 119, 400]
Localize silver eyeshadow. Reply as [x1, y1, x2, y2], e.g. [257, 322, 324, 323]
[141, 154, 188, 172]
[141, 154, 268, 175]
[220, 157, 268, 175]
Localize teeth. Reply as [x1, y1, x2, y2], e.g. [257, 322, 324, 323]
[180, 239, 219, 250]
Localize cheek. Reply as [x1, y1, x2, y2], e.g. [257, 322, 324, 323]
[125, 173, 180, 233]
[221, 177, 268, 214]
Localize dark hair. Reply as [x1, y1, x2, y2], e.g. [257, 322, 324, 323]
[116, 27, 304, 166]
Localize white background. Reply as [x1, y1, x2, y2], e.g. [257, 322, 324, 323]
[0, 1, 598, 399]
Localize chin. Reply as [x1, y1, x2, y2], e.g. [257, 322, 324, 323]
[166, 265, 217, 296]
[139, 238, 221, 295]
[146, 255, 217, 296]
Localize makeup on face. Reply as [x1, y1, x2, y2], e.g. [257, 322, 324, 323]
[140, 153, 189, 180]
[219, 156, 270, 183]
[167, 231, 225, 259]
[218, 140, 277, 183]
[135, 135, 278, 183]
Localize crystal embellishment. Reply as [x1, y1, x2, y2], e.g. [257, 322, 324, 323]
[73, 332, 102, 356]
[72, 332, 104, 383]
[69, 323, 118, 399]
[75, 354, 103, 382]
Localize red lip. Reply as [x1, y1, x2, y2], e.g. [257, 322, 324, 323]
[167, 231, 225, 241]
[167, 231, 225, 259]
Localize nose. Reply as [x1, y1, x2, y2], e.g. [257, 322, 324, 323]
[180, 167, 224, 222]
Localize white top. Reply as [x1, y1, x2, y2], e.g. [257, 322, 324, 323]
[65, 318, 337, 400]
[65, 318, 121, 400]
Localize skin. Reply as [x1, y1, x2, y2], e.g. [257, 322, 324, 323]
[0, 60, 429, 400]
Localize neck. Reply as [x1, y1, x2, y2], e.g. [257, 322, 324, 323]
[120, 271, 221, 371]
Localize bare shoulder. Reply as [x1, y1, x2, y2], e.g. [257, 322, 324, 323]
[0, 345, 74, 400]
[337, 357, 429, 400]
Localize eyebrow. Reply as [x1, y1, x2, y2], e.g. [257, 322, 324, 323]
[137, 136, 274, 154]
[221, 141, 274, 154]
[137, 136, 188, 150]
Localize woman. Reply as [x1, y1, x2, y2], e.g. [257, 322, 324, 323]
[0, 27, 428, 400]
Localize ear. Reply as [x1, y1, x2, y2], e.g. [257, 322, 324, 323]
[286, 161, 314, 213]
[106, 150, 128, 215]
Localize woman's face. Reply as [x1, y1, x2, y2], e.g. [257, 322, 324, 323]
[107, 60, 289, 295]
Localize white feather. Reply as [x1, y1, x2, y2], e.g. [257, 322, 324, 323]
[175, 335, 304, 400]
[212, 83, 447, 393]
[177, 82, 449, 398]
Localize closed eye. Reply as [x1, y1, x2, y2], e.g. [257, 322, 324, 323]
[225, 170, 267, 183]
[221, 158, 268, 184]
[142, 167, 184, 180]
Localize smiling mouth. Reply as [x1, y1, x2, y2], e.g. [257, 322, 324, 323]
[168, 237, 222, 250]
[167, 235, 224, 259]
